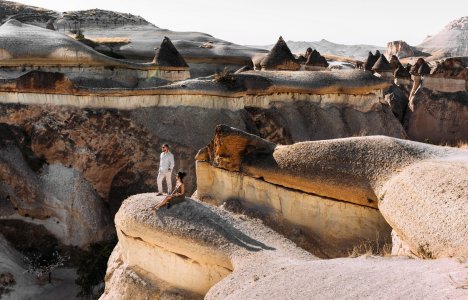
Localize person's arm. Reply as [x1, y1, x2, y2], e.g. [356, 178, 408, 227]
[169, 153, 175, 171]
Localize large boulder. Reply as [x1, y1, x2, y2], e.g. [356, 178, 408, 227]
[101, 192, 468, 299]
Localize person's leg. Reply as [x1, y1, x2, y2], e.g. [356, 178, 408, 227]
[154, 195, 171, 209]
[157, 172, 164, 193]
[165, 171, 172, 193]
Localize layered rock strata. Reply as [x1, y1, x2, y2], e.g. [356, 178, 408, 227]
[0, 70, 405, 248]
[0, 20, 190, 83]
[424, 57, 467, 93]
[196, 126, 468, 258]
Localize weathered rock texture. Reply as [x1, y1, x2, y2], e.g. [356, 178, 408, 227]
[0, 122, 112, 247]
[423, 57, 467, 93]
[102, 193, 468, 299]
[197, 126, 468, 258]
[0, 69, 407, 249]
[406, 89, 468, 144]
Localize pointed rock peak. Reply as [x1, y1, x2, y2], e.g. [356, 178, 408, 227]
[261, 36, 300, 70]
[410, 58, 427, 75]
[152, 36, 188, 68]
[364, 51, 378, 71]
[306, 49, 328, 67]
[418, 62, 431, 76]
[389, 55, 401, 70]
[372, 54, 392, 72]
[374, 50, 381, 59]
[394, 65, 411, 79]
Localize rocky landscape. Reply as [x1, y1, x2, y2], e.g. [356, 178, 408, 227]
[0, 1, 466, 299]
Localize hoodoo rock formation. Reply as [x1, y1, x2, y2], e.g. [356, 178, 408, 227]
[394, 64, 411, 86]
[304, 49, 329, 70]
[195, 125, 468, 258]
[152, 36, 189, 69]
[372, 54, 393, 79]
[260, 36, 300, 71]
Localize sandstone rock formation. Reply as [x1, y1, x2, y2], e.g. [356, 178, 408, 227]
[0, 1, 59, 25]
[0, 69, 407, 251]
[389, 55, 402, 71]
[102, 190, 468, 299]
[196, 126, 468, 258]
[260, 36, 300, 71]
[393, 64, 412, 86]
[423, 57, 467, 93]
[406, 89, 468, 144]
[385, 40, 429, 59]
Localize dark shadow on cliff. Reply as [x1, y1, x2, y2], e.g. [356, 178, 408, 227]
[154, 199, 276, 252]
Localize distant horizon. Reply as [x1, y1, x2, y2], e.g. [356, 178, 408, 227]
[11, 0, 468, 47]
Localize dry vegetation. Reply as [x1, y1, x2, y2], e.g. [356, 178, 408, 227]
[213, 68, 238, 89]
[347, 238, 392, 258]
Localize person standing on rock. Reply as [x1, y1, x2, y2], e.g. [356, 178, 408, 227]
[157, 143, 175, 194]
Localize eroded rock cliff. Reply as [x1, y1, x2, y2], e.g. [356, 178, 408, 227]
[0, 70, 406, 250]
[196, 126, 468, 258]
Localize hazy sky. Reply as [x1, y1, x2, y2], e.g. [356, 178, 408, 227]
[16, 0, 468, 46]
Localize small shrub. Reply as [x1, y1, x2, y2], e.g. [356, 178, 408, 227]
[213, 68, 237, 88]
[348, 238, 392, 258]
[0, 272, 16, 297]
[417, 243, 433, 259]
[23, 249, 69, 283]
[75, 30, 85, 40]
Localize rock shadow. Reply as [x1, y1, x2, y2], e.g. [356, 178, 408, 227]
[155, 199, 275, 252]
